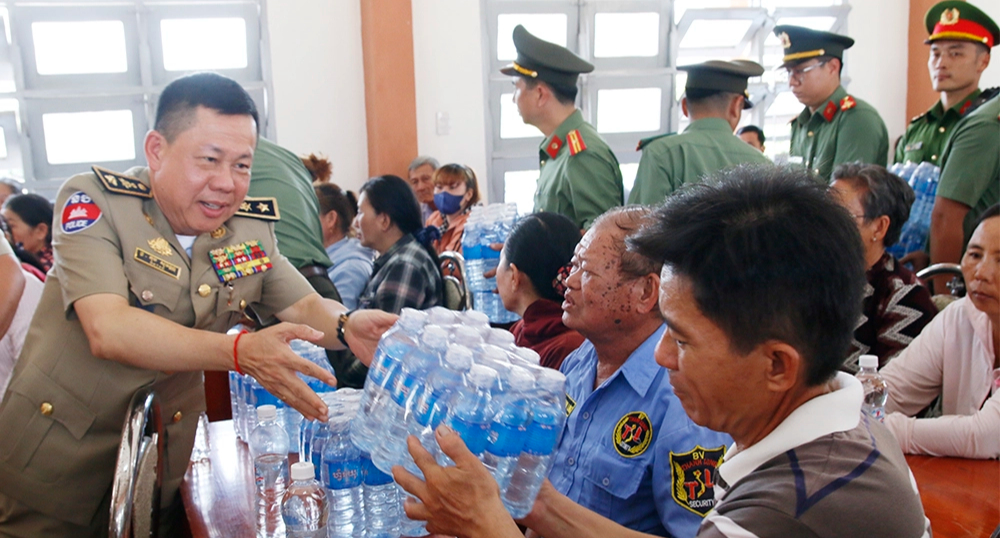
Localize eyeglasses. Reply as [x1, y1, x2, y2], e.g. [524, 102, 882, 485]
[778, 60, 828, 83]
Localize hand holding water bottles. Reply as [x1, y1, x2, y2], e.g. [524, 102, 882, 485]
[343, 309, 400, 367]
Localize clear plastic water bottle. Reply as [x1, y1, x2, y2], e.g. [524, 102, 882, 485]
[362, 454, 401, 538]
[397, 483, 429, 537]
[451, 325, 484, 349]
[405, 345, 474, 476]
[483, 367, 535, 492]
[503, 369, 567, 519]
[322, 411, 365, 538]
[249, 405, 290, 538]
[486, 328, 516, 350]
[354, 309, 427, 453]
[440, 365, 498, 466]
[282, 461, 328, 538]
[856, 354, 888, 422]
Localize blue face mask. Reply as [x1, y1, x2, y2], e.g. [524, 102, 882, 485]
[434, 191, 465, 215]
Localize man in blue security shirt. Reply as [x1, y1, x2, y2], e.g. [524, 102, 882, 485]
[547, 206, 732, 537]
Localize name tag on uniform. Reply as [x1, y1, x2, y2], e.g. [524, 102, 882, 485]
[904, 142, 923, 152]
[134, 248, 181, 279]
[209, 240, 272, 283]
[787, 155, 804, 165]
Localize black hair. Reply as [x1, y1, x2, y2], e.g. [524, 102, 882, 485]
[831, 163, 915, 248]
[0, 215, 45, 273]
[628, 165, 866, 386]
[975, 203, 1000, 228]
[2, 193, 53, 247]
[522, 77, 578, 106]
[503, 212, 581, 301]
[314, 182, 358, 236]
[737, 125, 766, 145]
[154, 72, 259, 142]
[359, 175, 440, 264]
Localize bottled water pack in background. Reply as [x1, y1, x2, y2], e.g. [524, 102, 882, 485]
[887, 161, 941, 260]
[463, 203, 521, 324]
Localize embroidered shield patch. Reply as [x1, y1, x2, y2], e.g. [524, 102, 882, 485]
[61, 191, 102, 234]
[565, 394, 576, 416]
[670, 445, 726, 516]
[612, 411, 652, 458]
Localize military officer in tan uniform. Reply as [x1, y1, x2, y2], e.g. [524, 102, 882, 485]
[0, 73, 393, 537]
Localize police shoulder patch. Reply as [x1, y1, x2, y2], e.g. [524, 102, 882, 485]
[612, 411, 653, 458]
[669, 445, 726, 516]
[235, 197, 280, 221]
[92, 166, 152, 198]
[61, 191, 103, 234]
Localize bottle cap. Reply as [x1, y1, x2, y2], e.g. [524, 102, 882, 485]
[427, 307, 457, 326]
[444, 345, 474, 371]
[859, 354, 879, 370]
[487, 329, 516, 348]
[538, 369, 567, 392]
[422, 325, 450, 349]
[257, 404, 277, 421]
[463, 310, 490, 327]
[290, 461, 315, 481]
[507, 366, 535, 392]
[479, 344, 510, 365]
[452, 325, 484, 348]
[468, 364, 498, 388]
[513, 347, 541, 365]
[399, 308, 429, 331]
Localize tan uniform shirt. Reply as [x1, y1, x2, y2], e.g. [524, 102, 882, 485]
[0, 166, 313, 527]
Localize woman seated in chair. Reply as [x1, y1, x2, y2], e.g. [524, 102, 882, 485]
[315, 182, 375, 310]
[881, 205, 999, 459]
[2, 193, 54, 272]
[829, 163, 937, 370]
[496, 212, 584, 370]
[425, 164, 480, 255]
[356, 175, 443, 313]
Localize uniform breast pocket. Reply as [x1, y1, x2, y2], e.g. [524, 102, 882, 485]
[214, 277, 263, 318]
[124, 259, 184, 313]
[582, 449, 650, 521]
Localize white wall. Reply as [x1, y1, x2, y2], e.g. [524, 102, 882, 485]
[411, 0, 490, 201]
[978, 1, 1000, 89]
[265, 0, 369, 193]
[846, 0, 910, 151]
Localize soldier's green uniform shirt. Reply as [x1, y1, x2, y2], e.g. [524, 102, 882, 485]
[895, 89, 982, 165]
[789, 85, 889, 180]
[249, 137, 331, 270]
[628, 118, 772, 205]
[534, 110, 623, 229]
[0, 167, 313, 533]
[938, 94, 1000, 243]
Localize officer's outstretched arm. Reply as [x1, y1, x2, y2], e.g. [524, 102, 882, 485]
[275, 293, 398, 367]
[74, 292, 335, 421]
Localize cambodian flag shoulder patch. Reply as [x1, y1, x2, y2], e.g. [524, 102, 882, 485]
[61, 191, 103, 234]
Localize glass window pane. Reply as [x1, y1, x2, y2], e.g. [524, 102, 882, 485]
[504, 169, 539, 215]
[620, 162, 639, 194]
[32, 21, 128, 75]
[680, 19, 753, 49]
[674, 0, 749, 21]
[597, 88, 661, 134]
[43, 110, 135, 164]
[497, 14, 567, 61]
[766, 91, 803, 116]
[500, 93, 543, 139]
[0, 128, 7, 160]
[761, 0, 842, 8]
[765, 17, 837, 46]
[161, 18, 248, 71]
[594, 13, 659, 58]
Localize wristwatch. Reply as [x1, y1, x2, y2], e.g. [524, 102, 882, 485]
[336, 309, 354, 347]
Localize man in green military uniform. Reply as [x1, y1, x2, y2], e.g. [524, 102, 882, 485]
[629, 60, 771, 205]
[896, 1, 998, 165]
[776, 25, 889, 180]
[0, 73, 392, 537]
[501, 25, 623, 229]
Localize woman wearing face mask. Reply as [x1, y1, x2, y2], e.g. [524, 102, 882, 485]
[425, 163, 481, 255]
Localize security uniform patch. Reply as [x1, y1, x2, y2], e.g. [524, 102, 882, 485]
[61, 191, 102, 234]
[612, 411, 652, 458]
[565, 394, 576, 416]
[670, 445, 726, 516]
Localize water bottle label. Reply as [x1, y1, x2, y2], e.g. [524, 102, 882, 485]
[867, 407, 885, 422]
[392, 373, 419, 404]
[524, 422, 560, 455]
[482, 248, 500, 260]
[370, 351, 394, 385]
[463, 244, 482, 259]
[450, 417, 490, 455]
[363, 457, 395, 486]
[325, 458, 363, 490]
[413, 391, 440, 426]
[486, 421, 526, 457]
[253, 386, 280, 407]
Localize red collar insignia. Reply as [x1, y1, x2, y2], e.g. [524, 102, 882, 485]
[840, 95, 856, 112]
[823, 100, 838, 122]
[546, 136, 563, 159]
[959, 100, 972, 115]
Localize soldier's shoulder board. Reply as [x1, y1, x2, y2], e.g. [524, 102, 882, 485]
[636, 132, 676, 151]
[566, 129, 588, 156]
[92, 166, 152, 198]
[235, 197, 280, 221]
[839, 95, 857, 112]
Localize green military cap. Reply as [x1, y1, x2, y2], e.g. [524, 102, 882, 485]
[925, 1, 998, 48]
[500, 24, 594, 88]
[679, 59, 765, 109]
[773, 25, 855, 67]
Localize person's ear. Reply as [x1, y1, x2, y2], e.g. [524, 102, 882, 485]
[872, 215, 891, 244]
[681, 97, 690, 118]
[321, 211, 339, 233]
[758, 341, 804, 393]
[35, 222, 49, 243]
[631, 273, 661, 315]
[376, 212, 392, 233]
[507, 262, 523, 292]
[144, 130, 168, 171]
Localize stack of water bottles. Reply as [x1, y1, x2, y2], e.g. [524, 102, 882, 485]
[462, 203, 521, 324]
[887, 161, 941, 259]
[352, 306, 568, 532]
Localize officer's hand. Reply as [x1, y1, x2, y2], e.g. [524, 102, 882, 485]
[237, 323, 336, 421]
[483, 242, 504, 280]
[393, 426, 519, 538]
[344, 309, 399, 367]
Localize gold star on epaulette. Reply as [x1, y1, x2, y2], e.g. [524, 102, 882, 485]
[235, 197, 280, 221]
[92, 166, 152, 198]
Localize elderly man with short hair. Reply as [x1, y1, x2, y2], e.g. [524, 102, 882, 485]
[407, 155, 439, 223]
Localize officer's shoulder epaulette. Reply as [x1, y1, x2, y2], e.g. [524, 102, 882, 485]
[840, 95, 857, 111]
[966, 87, 1000, 118]
[235, 196, 280, 221]
[566, 129, 588, 156]
[92, 166, 152, 198]
[636, 132, 675, 151]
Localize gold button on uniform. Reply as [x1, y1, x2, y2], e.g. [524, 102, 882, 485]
[198, 284, 211, 297]
[807, 131, 814, 137]
[239, 299, 247, 309]
[931, 155, 937, 161]
[141, 290, 153, 302]
[40, 402, 53, 416]
[172, 411, 183, 423]
[938, 127, 946, 133]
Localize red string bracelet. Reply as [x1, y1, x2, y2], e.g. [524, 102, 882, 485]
[233, 329, 249, 375]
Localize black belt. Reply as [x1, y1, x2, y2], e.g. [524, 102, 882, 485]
[298, 264, 329, 279]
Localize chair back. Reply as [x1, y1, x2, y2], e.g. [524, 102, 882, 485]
[440, 250, 470, 310]
[110, 387, 165, 538]
[916, 262, 965, 311]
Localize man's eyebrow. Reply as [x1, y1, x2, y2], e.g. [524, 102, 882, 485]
[661, 314, 691, 340]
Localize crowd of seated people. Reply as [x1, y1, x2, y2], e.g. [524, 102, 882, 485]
[314, 182, 375, 310]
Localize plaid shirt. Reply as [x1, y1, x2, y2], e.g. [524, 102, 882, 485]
[358, 234, 442, 313]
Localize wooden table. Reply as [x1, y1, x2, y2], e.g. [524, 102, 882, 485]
[182, 420, 999, 538]
[906, 454, 999, 537]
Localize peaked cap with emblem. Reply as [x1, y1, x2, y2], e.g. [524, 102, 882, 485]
[774, 25, 855, 67]
[679, 59, 764, 109]
[925, 1, 999, 48]
[500, 24, 594, 88]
